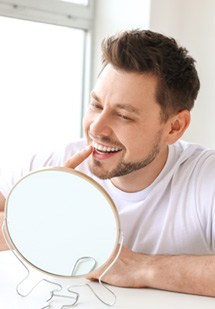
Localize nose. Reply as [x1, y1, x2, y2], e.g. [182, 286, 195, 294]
[89, 111, 112, 137]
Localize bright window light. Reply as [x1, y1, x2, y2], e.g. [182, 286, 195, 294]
[0, 16, 85, 175]
[60, 0, 88, 5]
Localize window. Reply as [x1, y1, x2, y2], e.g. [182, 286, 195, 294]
[0, 0, 94, 175]
[60, 0, 88, 5]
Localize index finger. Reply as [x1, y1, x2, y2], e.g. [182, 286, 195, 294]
[64, 145, 93, 169]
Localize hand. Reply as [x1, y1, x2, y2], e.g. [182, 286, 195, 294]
[87, 246, 150, 288]
[87, 245, 215, 297]
[64, 145, 93, 169]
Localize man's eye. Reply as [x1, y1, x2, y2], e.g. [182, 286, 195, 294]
[118, 114, 132, 121]
[90, 102, 102, 110]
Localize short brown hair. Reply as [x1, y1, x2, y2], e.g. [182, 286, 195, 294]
[101, 29, 200, 121]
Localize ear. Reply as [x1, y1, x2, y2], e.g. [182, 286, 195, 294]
[165, 110, 190, 144]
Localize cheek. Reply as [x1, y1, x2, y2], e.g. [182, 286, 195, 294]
[115, 127, 140, 154]
[121, 127, 158, 155]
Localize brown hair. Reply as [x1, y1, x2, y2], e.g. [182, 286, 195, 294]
[101, 29, 200, 121]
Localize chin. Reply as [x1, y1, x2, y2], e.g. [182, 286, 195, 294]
[90, 167, 109, 179]
[88, 161, 110, 179]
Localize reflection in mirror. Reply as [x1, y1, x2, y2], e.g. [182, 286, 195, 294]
[4, 168, 120, 277]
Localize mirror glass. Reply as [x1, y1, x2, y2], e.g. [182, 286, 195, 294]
[4, 168, 120, 277]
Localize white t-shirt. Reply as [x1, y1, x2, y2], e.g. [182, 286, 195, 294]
[1, 139, 215, 255]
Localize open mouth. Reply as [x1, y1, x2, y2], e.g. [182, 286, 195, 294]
[92, 141, 122, 154]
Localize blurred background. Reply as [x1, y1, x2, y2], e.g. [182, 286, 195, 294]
[0, 0, 214, 175]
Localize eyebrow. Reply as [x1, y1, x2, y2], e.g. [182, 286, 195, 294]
[90, 91, 140, 115]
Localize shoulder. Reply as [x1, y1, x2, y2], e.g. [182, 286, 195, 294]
[0, 139, 89, 197]
[30, 138, 87, 169]
[60, 138, 87, 162]
[170, 140, 215, 170]
[170, 140, 215, 203]
[165, 140, 215, 202]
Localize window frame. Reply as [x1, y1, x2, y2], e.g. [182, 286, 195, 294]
[0, 0, 94, 135]
[0, 0, 94, 29]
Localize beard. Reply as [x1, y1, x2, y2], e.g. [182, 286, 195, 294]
[88, 132, 162, 179]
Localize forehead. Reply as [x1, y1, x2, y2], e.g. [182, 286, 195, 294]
[93, 65, 159, 111]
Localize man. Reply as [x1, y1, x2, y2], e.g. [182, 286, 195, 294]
[1, 30, 215, 297]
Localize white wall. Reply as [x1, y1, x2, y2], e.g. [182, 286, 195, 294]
[93, 0, 215, 148]
[92, 0, 151, 82]
[149, 0, 215, 148]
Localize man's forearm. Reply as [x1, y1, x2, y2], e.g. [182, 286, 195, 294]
[143, 254, 215, 297]
[89, 246, 215, 297]
[0, 211, 8, 250]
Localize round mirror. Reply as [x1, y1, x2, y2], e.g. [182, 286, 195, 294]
[4, 168, 120, 277]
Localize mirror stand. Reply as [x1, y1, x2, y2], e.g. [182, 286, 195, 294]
[3, 222, 123, 307]
[67, 232, 124, 307]
[13, 251, 80, 308]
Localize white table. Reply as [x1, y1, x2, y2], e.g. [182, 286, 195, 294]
[0, 250, 214, 309]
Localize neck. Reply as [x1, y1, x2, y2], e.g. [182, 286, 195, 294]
[111, 146, 169, 193]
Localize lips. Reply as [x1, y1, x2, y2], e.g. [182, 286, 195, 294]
[90, 140, 122, 160]
[92, 140, 122, 153]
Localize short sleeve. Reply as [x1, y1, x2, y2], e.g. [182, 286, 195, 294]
[194, 151, 215, 251]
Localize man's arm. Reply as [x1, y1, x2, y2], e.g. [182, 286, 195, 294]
[0, 191, 5, 212]
[64, 146, 215, 297]
[0, 192, 8, 250]
[87, 246, 215, 297]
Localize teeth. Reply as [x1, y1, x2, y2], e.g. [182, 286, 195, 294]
[92, 141, 121, 153]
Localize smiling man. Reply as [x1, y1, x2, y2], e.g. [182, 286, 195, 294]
[85, 68, 168, 183]
[84, 65, 185, 190]
[1, 30, 215, 297]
